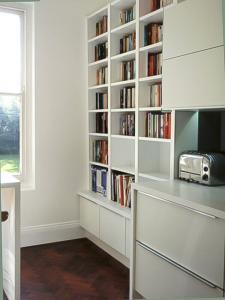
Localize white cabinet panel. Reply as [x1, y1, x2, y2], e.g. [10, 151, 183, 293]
[100, 207, 126, 255]
[163, 46, 225, 108]
[135, 243, 223, 300]
[136, 192, 225, 288]
[125, 219, 130, 258]
[163, 0, 224, 59]
[80, 197, 99, 237]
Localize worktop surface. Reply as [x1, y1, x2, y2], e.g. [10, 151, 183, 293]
[133, 179, 225, 219]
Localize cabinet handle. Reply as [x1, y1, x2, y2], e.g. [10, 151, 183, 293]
[137, 241, 218, 289]
[1, 211, 9, 223]
[138, 191, 217, 219]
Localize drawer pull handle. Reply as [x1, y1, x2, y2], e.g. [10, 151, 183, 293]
[138, 192, 216, 219]
[137, 241, 218, 289]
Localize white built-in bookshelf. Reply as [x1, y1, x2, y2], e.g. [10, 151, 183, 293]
[85, 0, 176, 220]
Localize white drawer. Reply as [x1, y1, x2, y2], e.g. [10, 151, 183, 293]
[100, 207, 126, 255]
[80, 196, 99, 237]
[136, 191, 225, 288]
[135, 242, 223, 300]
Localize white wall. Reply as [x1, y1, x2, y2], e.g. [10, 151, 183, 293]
[21, 0, 107, 245]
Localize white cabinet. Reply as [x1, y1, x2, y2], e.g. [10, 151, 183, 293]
[163, 46, 225, 108]
[163, 0, 224, 60]
[80, 197, 99, 237]
[100, 207, 126, 255]
[125, 219, 130, 259]
[135, 243, 223, 300]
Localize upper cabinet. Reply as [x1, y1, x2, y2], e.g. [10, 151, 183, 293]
[163, 0, 224, 60]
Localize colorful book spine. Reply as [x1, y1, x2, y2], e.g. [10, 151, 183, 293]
[96, 66, 108, 85]
[120, 113, 135, 136]
[96, 112, 108, 134]
[91, 166, 107, 197]
[119, 4, 136, 25]
[120, 60, 135, 81]
[96, 15, 108, 36]
[147, 53, 162, 77]
[145, 112, 171, 139]
[144, 23, 163, 46]
[120, 32, 136, 54]
[95, 42, 108, 61]
[120, 87, 135, 108]
[96, 92, 108, 109]
[149, 83, 162, 107]
[93, 140, 108, 165]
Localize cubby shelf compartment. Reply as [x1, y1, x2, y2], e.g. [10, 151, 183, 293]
[139, 137, 171, 143]
[111, 19, 136, 35]
[79, 190, 131, 219]
[88, 84, 109, 90]
[89, 161, 109, 168]
[111, 50, 136, 62]
[111, 79, 136, 87]
[140, 42, 163, 54]
[88, 58, 108, 68]
[140, 8, 164, 24]
[112, 166, 135, 175]
[139, 75, 162, 84]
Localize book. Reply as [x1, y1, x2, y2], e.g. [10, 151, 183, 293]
[96, 15, 108, 36]
[91, 166, 107, 197]
[96, 92, 108, 109]
[120, 113, 135, 136]
[144, 23, 163, 46]
[96, 66, 108, 85]
[145, 112, 171, 139]
[120, 60, 135, 81]
[150, 83, 162, 107]
[93, 140, 108, 164]
[96, 112, 108, 134]
[147, 53, 162, 77]
[120, 32, 136, 54]
[120, 87, 135, 109]
[95, 42, 108, 61]
[119, 5, 136, 25]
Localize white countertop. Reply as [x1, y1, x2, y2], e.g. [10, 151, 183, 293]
[1, 172, 20, 188]
[133, 179, 225, 220]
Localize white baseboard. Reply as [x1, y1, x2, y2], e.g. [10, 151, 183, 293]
[21, 220, 85, 247]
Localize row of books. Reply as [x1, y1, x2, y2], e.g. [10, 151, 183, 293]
[120, 32, 136, 54]
[149, 83, 162, 107]
[119, 5, 136, 25]
[111, 172, 134, 208]
[93, 140, 108, 165]
[121, 60, 136, 81]
[96, 15, 108, 36]
[96, 112, 108, 134]
[97, 66, 108, 85]
[120, 87, 135, 109]
[120, 113, 135, 136]
[91, 166, 107, 197]
[144, 23, 163, 46]
[145, 112, 171, 139]
[96, 92, 108, 109]
[148, 53, 162, 77]
[149, 0, 173, 12]
[95, 42, 108, 61]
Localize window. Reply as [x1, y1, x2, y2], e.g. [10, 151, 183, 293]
[0, 4, 34, 187]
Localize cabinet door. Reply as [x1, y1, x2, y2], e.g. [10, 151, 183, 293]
[80, 197, 99, 237]
[163, 0, 223, 60]
[99, 207, 126, 255]
[135, 243, 223, 300]
[125, 219, 130, 258]
[136, 191, 225, 289]
[163, 46, 225, 108]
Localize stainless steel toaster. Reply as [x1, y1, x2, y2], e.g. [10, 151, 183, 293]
[179, 151, 225, 186]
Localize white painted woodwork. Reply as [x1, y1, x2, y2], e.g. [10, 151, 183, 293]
[163, 46, 225, 108]
[125, 219, 130, 258]
[80, 197, 99, 237]
[135, 243, 223, 300]
[99, 207, 126, 255]
[163, 0, 224, 60]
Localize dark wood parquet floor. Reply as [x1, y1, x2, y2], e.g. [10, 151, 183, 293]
[20, 238, 129, 300]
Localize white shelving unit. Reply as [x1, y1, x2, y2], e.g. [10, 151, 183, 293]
[80, 0, 176, 258]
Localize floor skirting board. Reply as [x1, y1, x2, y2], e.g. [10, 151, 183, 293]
[21, 221, 85, 247]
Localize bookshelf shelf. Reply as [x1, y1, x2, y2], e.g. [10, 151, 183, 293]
[112, 165, 135, 175]
[139, 75, 162, 83]
[140, 42, 163, 53]
[111, 134, 135, 140]
[139, 172, 169, 181]
[88, 32, 108, 44]
[111, 50, 136, 62]
[89, 133, 109, 137]
[88, 58, 108, 68]
[138, 107, 161, 112]
[111, 19, 136, 35]
[111, 79, 136, 87]
[88, 84, 108, 90]
[89, 161, 109, 168]
[89, 109, 109, 113]
[140, 8, 164, 24]
[138, 137, 171, 143]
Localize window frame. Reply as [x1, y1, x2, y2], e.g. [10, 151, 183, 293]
[0, 3, 35, 190]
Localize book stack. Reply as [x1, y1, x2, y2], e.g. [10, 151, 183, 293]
[147, 53, 162, 76]
[119, 5, 136, 25]
[97, 66, 108, 85]
[145, 112, 171, 139]
[111, 172, 135, 207]
[96, 15, 108, 36]
[96, 92, 108, 109]
[96, 112, 108, 134]
[120, 60, 135, 81]
[120, 87, 135, 108]
[120, 113, 135, 136]
[149, 83, 162, 107]
[93, 140, 108, 165]
[91, 166, 107, 197]
[120, 32, 136, 54]
[95, 42, 108, 61]
[144, 23, 163, 46]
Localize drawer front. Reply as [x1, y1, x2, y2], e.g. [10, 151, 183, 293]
[135, 243, 223, 300]
[163, 46, 225, 108]
[136, 191, 225, 288]
[80, 197, 99, 237]
[100, 207, 126, 255]
[163, 0, 223, 59]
